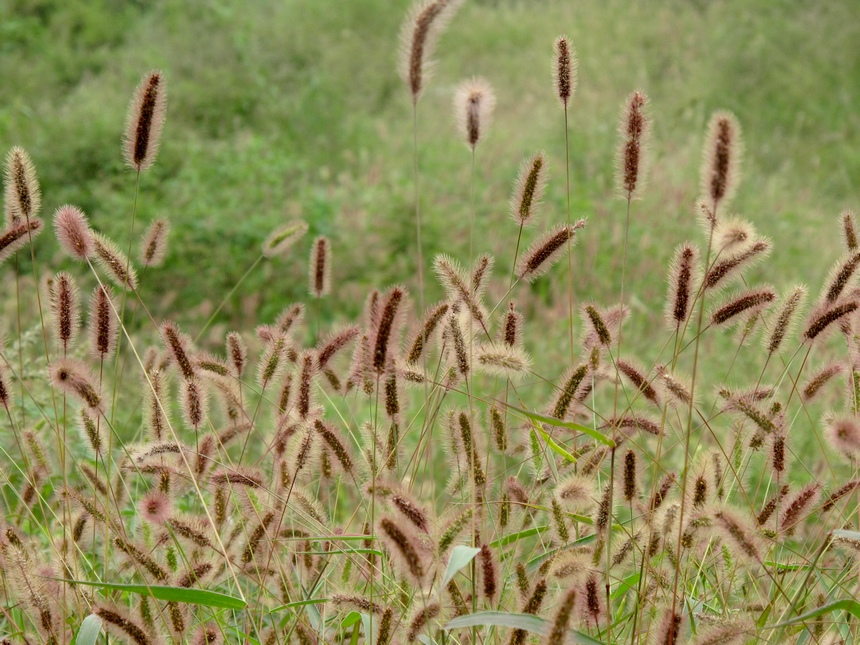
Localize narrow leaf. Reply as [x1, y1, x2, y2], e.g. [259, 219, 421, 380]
[490, 525, 548, 548]
[56, 579, 246, 609]
[71, 614, 102, 645]
[441, 546, 481, 588]
[444, 611, 605, 645]
[771, 599, 860, 628]
[508, 406, 615, 447]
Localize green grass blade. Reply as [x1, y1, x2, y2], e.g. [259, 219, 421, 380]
[57, 579, 246, 609]
[507, 406, 615, 447]
[70, 614, 102, 645]
[490, 525, 548, 548]
[440, 545, 481, 588]
[444, 611, 605, 644]
[771, 599, 860, 628]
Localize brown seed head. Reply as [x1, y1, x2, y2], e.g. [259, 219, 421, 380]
[4, 147, 40, 227]
[53, 204, 93, 260]
[309, 235, 331, 298]
[842, 210, 858, 251]
[616, 90, 650, 199]
[0, 218, 43, 264]
[372, 286, 407, 374]
[454, 77, 495, 149]
[90, 284, 119, 359]
[92, 231, 138, 291]
[124, 70, 167, 172]
[552, 36, 578, 109]
[139, 218, 170, 267]
[765, 285, 806, 355]
[399, 0, 463, 103]
[50, 358, 102, 411]
[516, 221, 585, 282]
[710, 287, 775, 326]
[511, 152, 548, 226]
[700, 111, 742, 208]
[666, 242, 699, 328]
[50, 272, 79, 354]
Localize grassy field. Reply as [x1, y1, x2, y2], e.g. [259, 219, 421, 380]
[1, 1, 860, 644]
[1, 0, 857, 335]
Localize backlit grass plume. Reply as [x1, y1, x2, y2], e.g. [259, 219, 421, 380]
[516, 221, 585, 282]
[701, 111, 742, 210]
[552, 36, 577, 110]
[399, 0, 463, 103]
[454, 77, 495, 149]
[124, 70, 167, 172]
[511, 152, 548, 226]
[4, 147, 40, 225]
[616, 90, 650, 200]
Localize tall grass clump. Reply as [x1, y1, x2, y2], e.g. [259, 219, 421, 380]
[0, 6, 858, 645]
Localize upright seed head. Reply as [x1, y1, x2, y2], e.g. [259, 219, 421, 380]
[511, 152, 548, 226]
[4, 146, 40, 225]
[545, 588, 577, 645]
[842, 210, 858, 251]
[454, 77, 496, 149]
[700, 111, 742, 209]
[309, 235, 331, 298]
[53, 205, 93, 260]
[50, 272, 79, 354]
[180, 378, 207, 430]
[552, 36, 578, 109]
[622, 449, 638, 502]
[502, 301, 523, 348]
[297, 350, 318, 420]
[226, 331, 247, 378]
[90, 284, 119, 360]
[771, 434, 785, 475]
[139, 218, 170, 267]
[372, 286, 407, 374]
[398, 0, 463, 104]
[666, 242, 699, 329]
[478, 543, 497, 603]
[124, 70, 167, 172]
[616, 90, 650, 200]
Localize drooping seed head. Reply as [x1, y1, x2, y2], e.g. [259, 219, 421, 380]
[474, 344, 531, 379]
[700, 111, 742, 209]
[779, 483, 820, 536]
[406, 301, 448, 364]
[307, 235, 332, 298]
[91, 231, 138, 291]
[616, 358, 660, 406]
[709, 287, 776, 327]
[53, 205, 94, 260]
[96, 605, 156, 645]
[378, 517, 426, 588]
[454, 77, 495, 149]
[0, 218, 43, 264]
[50, 358, 103, 411]
[4, 146, 40, 225]
[801, 361, 843, 402]
[139, 218, 170, 267]
[124, 70, 167, 172]
[262, 220, 308, 258]
[511, 152, 548, 226]
[704, 239, 771, 291]
[552, 36, 578, 109]
[765, 285, 806, 355]
[616, 90, 650, 200]
[90, 284, 119, 359]
[398, 0, 463, 103]
[712, 507, 760, 563]
[516, 221, 585, 282]
[317, 324, 361, 369]
[803, 301, 858, 343]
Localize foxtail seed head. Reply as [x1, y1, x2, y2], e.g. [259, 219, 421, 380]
[139, 218, 170, 267]
[124, 70, 167, 172]
[4, 146, 40, 225]
[53, 205, 94, 260]
[700, 111, 742, 209]
[399, 0, 463, 103]
[616, 90, 650, 200]
[454, 77, 495, 149]
[552, 36, 578, 109]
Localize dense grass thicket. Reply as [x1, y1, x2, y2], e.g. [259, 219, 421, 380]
[1, 1, 860, 645]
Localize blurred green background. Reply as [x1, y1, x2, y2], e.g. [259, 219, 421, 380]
[1, 0, 858, 354]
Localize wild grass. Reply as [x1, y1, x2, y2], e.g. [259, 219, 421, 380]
[0, 2, 859, 645]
